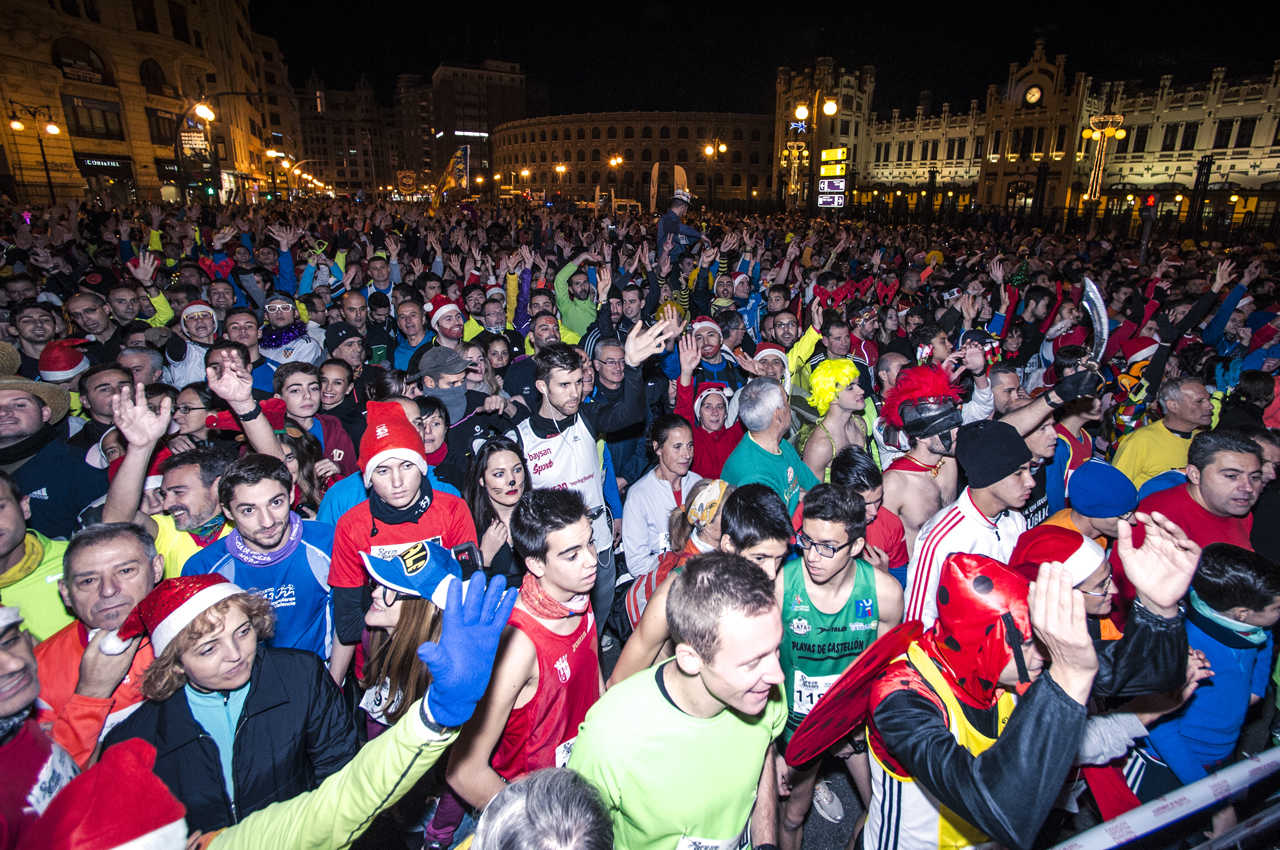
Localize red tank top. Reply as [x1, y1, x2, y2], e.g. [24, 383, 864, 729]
[490, 606, 600, 780]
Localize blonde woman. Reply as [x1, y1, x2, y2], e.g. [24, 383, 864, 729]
[802, 358, 868, 481]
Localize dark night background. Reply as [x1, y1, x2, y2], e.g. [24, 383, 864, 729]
[254, 2, 1277, 116]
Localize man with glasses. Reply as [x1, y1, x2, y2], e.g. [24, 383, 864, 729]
[776, 484, 903, 847]
[590, 338, 662, 490]
[259, 292, 324, 369]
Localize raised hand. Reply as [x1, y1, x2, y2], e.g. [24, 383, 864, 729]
[205, 359, 255, 410]
[596, 264, 612, 303]
[677, 332, 700, 377]
[1030, 563, 1098, 705]
[128, 252, 158, 284]
[112, 382, 171, 449]
[625, 312, 679, 367]
[1115, 511, 1201, 617]
[1213, 259, 1236, 293]
[417, 573, 519, 728]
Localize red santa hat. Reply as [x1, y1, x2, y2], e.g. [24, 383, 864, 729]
[1006, 525, 1107, 587]
[731, 271, 750, 289]
[1121, 336, 1159, 366]
[359, 400, 429, 486]
[38, 338, 90, 383]
[693, 381, 731, 423]
[427, 294, 463, 330]
[107, 445, 171, 493]
[100, 574, 242, 657]
[20, 738, 187, 850]
[181, 300, 215, 324]
[691, 315, 720, 337]
[753, 342, 788, 366]
[484, 283, 505, 300]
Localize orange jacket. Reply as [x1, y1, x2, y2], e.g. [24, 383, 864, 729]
[33, 621, 154, 768]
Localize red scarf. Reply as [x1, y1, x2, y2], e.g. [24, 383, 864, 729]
[519, 573, 589, 619]
[424, 444, 448, 467]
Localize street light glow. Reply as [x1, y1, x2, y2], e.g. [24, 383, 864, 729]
[520, 168, 530, 177]
[8, 118, 23, 131]
[703, 144, 714, 156]
[822, 99, 837, 116]
[794, 104, 809, 121]
[44, 122, 59, 135]
[718, 142, 726, 153]
[193, 102, 216, 122]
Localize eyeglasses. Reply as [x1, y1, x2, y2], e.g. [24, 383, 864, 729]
[594, 358, 625, 368]
[374, 585, 407, 606]
[1079, 569, 1113, 598]
[796, 531, 853, 559]
[265, 304, 293, 314]
[175, 404, 206, 415]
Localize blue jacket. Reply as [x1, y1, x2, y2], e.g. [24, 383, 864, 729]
[314, 469, 460, 527]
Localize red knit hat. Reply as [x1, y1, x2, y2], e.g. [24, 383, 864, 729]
[1007, 525, 1106, 587]
[101, 574, 242, 657]
[18, 738, 187, 850]
[38, 338, 90, 383]
[359, 400, 429, 486]
[1121, 336, 1159, 365]
[427, 294, 463, 330]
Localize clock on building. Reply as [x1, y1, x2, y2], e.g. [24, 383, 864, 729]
[1024, 86, 1043, 105]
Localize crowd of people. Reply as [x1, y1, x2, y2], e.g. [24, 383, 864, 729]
[1, 186, 1279, 850]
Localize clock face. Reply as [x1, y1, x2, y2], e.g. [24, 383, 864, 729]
[1024, 86, 1042, 105]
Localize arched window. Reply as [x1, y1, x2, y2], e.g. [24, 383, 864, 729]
[576, 128, 585, 140]
[659, 149, 670, 161]
[641, 127, 652, 139]
[607, 126, 617, 139]
[52, 38, 114, 85]
[624, 126, 634, 139]
[539, 130, 546, 141]
[551, 129, 558, 141]
[139, 58, 168, 95]
[677, 126, 688, 139]
[591, 149, 600, 162]
[576, 150, 586, 162]
[640, 149, 652, 162]
[577, 171, 586, 184]
[659, 127, 670, 139]
[591, 127, 601, 139]
[624, 148, 633, 161]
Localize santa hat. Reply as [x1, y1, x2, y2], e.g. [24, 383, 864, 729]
[38, 338, 90, 383]
[1121, 336, 1159, 366]
[100, 574, 242, 657]
[484, 283, 505, 300]
[731, 271, 750, 289]
[427, 294, 463, 330]
[359, 401, 429, 486]
[181, 300, 215, 324]
[1006, 525, 1107, 587]
[753, 342, 788, 367]
[107, 445, 171, 493]
[693, 382, 730, 423]
[691, 315, 720, 337]
[19, 738, 187, 850]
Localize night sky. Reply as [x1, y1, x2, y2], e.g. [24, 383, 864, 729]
[253, 3, 1275, 117]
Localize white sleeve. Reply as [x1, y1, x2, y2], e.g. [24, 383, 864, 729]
[621, 481, 659, 577]
[961, 383, 994, 424]
[1076, 713, 1148, 765]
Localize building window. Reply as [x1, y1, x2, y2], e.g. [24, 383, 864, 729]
[591, 149, 600, 161]
[133, 0, 158, 32]
[732, 128, 743, 141]
[264, 71, 276, 84]
[139, 58, 168, 95]
[641, 149, 651, 161]
[551, 129, 558, 141]
[591, 127, 601, 139]
[840, 119, 850, 136]
[731, 150, 741, 163]
[267, 94, 277, 105]
[659, 149, 670, 161]
[576, 128, 585, 140]
[641, 127, 652, 139]
[1161, 123, 1178, 152]
[905, 141, 913, 162]
[973, 137, 983, 159]
[1213, 120, 1233, 149]
[624, 148, 633, 160]
[659, 127, 670, 139]
[1180, 121, 1199, 150]
[168, 2, 189, 42]
[1235, 117, 1256, 148]
[1054, 125, 1065, 153]
[61, 94, 125, 139]
[751, 128, 761, 142]
[946, 138, 956, 159]
[576, 150, 586, 161]
[269, 112, 280, 126]
[677, 126, 688, 139]
[676, 148, 687, 162]
[145, 107, 176, 144]
[193, 30, 202, 47]
[749, 151, 759, 164]
[577, 171, 585, 184]
[731, 173, 741, 186]
[540, 130, 546, 141]
[1131, 124, 1149, 153]
[52, 38, 115, 85]
[992, 130, 1002, 155]
[956, 138, 965, 160]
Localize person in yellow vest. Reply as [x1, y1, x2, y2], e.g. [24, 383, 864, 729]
[0, 470, 71, 640]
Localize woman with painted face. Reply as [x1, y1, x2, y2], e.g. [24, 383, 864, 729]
[467, 436, 530, 583]
[101, 574, 359, 834]
[621, 415, 702, 580]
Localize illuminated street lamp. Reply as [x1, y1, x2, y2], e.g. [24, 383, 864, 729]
[794, 104, 809, 121]
[7, 99, 60, 202]
[192, 101, 216, 122]
[822, 98, 838, 116]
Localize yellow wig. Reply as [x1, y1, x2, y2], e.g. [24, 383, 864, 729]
[808, 358, 861, 416]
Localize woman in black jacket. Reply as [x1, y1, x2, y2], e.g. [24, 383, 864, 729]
[102, 574, 358, 833]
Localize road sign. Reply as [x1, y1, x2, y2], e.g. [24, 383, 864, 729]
[819, 163, 846, 177]
[818, 194, 845, 208]
[818, 178, 846, 193]
[820, 147, 848, 162]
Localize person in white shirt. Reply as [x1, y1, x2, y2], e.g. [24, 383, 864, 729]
[622, 414, 702, 577]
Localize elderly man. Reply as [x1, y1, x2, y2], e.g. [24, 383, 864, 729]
[1113, 376, 1214, 489]
[721, 377, 819, 514]
[0, 377, 107, 538]
[34, 523, 165, 767]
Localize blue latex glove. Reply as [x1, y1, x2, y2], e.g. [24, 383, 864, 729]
[417, 573, 518, 728]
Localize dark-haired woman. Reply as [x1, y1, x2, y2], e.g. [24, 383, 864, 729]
[466, 436, 530, 584]
[621, 414, 701, 579]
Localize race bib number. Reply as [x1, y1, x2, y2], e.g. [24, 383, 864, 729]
[674, 823, 750, 850]
[792, 671, 839, 716]
[555, 736, 576, 768]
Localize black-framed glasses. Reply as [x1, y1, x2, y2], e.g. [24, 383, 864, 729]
[374, 584, 407, 606]
[796, 531, 853, 559]
[175, 404, 206, 415]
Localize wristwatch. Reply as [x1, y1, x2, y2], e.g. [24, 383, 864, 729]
[236, 403, 263, 422]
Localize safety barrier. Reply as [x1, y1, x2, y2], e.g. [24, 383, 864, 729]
[1051, 746, 1280, 850]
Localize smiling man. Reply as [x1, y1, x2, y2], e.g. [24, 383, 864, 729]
[183, 454, 336, 665]
[69, 363, 132, 450]
[571, 552, 785, 850]
[34, 523, 164, 766]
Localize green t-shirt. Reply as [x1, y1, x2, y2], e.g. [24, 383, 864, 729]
[778, 556, 879, 743]
[569, 661, 788, 850]
[720, 433, 820, 514]
[0, 531, 71, 641]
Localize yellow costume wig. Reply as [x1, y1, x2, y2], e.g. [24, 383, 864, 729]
[808, 359, 861, 416]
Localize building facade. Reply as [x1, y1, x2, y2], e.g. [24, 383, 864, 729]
[296, 72, 389, 195]
[389, 73, 433, 191]
[0, 0, 281, 203]
[431, 60, 526, 178]
[777, 42, 1280, 227]
[254, 33, 302, 197]
[491, 111, 774, 206]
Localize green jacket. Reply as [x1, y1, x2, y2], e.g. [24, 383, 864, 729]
[206, 701, 457, 850]
[553, 261, 598, 336]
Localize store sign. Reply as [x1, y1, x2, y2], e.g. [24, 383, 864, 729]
[818, 194, 845, 208]
[819, 163, 846, 177]
[818, 178, 846, 193]
[820, 147, 848, 162]
[180, 129, 209, 153]
[75, 154, 134, 178]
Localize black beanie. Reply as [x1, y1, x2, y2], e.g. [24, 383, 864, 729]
[956, 420, 1032, 489]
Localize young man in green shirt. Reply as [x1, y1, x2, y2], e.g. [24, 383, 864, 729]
[722, 377, 819, 513]
[571, 552, 786, 850]
[777, 484, 904, 849]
